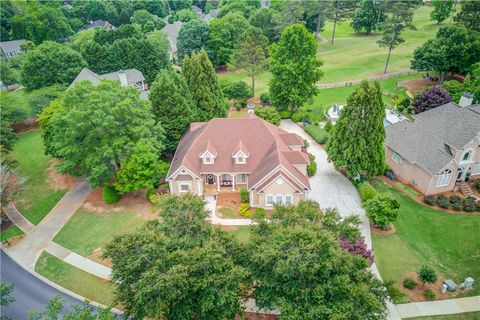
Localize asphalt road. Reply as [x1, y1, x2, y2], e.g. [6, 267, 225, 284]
[0, 249, 82, 319]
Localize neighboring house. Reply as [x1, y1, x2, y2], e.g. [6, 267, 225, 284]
[69, 68, 148, 100]
[161, 21, 182, 58]
[0, 39, 26, 60]
[385, 101, 480, 195]
[192, 6, 219, 24]
[167, 117, 311, 208]
[83, 20, 116, 30]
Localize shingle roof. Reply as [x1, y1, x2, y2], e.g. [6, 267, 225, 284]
[386, 103, 480, 174]
[167, 117, 310, 191]
[69, 68, 145, 89]
[0, 39, 26, 55]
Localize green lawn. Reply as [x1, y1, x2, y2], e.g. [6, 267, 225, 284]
[371, 179, 480, 299]
[217, 70, 271, 96]
[0, 225, 23, 241]
[0, 88, 32, 119]
[53, 208, 146, 257]
[224, 226, 251, 244]
[218, 207, 237, 219]
[10, 131, 67, 225]
[410, 312, 480, 320]
[35, 252, 115, 306]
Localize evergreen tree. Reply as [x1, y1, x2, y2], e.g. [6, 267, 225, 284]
[430, 0, 454, 24]
[454, 1, 480, 32]
[183, 49, 227, 121]
[327, 80, 385, 179]
[328, 0, 357, 45]
[269, 24, 323, 112]
[150, 69, 196, 154]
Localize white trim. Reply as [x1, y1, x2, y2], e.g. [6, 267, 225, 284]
[199, 150, 216, 159]
[265, 193, 293, 207]
[232, 150, 249, 158]
[392, 152, 402, 164]
[459, 148, 474, 164]
[179, 181, 192, 193]
[249, 164, 309, 191]
[471, 163, 480, 176]
[435, 169, 452, 187]
[257, 174, 302, 193]
[166, 165, 200, 181]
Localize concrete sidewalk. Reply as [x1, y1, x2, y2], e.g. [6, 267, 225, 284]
[205, 196, 256, 226]
[396, 296, 480, 318]
[3, 203, 35, 234]
[8, 181, 90, 269]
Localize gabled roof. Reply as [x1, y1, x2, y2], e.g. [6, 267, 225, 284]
[200, 141, 217, 157]
[69, 68, 145, 89]
[0, 39, 26, 54]
[232, 141, 249, 157]
[386, 103, 480, 174]
[167, 117, 310, 190]
[83, 20, 115, 30]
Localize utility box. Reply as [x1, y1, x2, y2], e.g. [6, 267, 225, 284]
[443, 279, 457, 292]
[441, 284, 448, 294]
[462, 277, 474, 289]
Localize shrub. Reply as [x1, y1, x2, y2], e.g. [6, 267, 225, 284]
[358, 182, 378, 202]
[424, 195, 436, 206]
[307, 159, 317, 177]
[475, 180, 480, 192]
[463, 196, 477, 211]
[396, 105, 405, 113]
[412, 87, 452, 114]
[424, 289, 436, 300]
[417, 265, 437, 286]
[449, 195, 462, 204]
[260, 92, 270, 104]
[103, 185, 121, 204]
[304, 125, 330, 145]
[239, 203, 251, 217]
[303, 139, 309, 148]
[401, 97, 411, 107]
[146, 188, 156, 202]
[437, 195, 449, 209]
[254, 107, 281, 125]
[324, 120, 333, 133]
[339, 236, 374, 265]
[302, 113, 311, 124]
[384, 280, 405, 304]
[291, 112, 304, 123]
[279, 110, 291, 119]
[254, 207, 265, 219]
[364, 195, 400, 230]
[452, 202, 463, 211]
[403, 277, 417, 290]
[239, 188, 249, 203]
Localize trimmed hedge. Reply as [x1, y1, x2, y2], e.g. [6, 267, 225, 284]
[239, 188, 249, 203]
[307, 159, 317, 177]
[358, 182, 378, 202]
[304, 125, 330, 145]
[103, 185, 121, 204]
[424, 195, 436, 206]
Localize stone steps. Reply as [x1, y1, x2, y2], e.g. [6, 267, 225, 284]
[459, 182, 474, 197]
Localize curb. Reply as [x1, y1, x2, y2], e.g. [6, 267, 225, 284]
[2, 248, 123, 315]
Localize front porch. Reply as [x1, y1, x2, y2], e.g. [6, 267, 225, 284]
[202, 173, 248, 196]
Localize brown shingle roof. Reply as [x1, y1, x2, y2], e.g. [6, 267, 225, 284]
[167, 118, 310, 190]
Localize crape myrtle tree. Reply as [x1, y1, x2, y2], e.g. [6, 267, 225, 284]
[248, 201, 388, 319]
[412, 86, 452, 113]
[103, 193, 250, 320]
[411, 25, 480, 81]
[232, 26, 269, 97]
[177, 19, 209, 63]
[39, 80, 163, 189]
[430, 0, 454, 24]
[377, 2, 415, 73]
[327, 80, 386, 179]
[269, 24, 323, 112]
[183, 49, 228, 121]
[150, 69, 196, 154]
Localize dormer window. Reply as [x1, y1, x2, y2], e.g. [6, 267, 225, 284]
[234, 152, 247, 164]
[237, 156, 244, 164]
[200, 141, 217, 165]
[205, 156, 212, 164]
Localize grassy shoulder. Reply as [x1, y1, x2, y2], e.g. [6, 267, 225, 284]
[0, 225, 24, 241]
[35, 252, 115, 306]
[371, 178, 480, 298]
[11, 131, 67, 225]
[53, 208, 146, 257]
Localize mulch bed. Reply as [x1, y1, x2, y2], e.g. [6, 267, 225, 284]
[370, 224, 396, 236]
[11, 118, 40, 133]
[397, 78, 437, 94]
[0, 218, 14, 232]
[399, 271, 458, 302]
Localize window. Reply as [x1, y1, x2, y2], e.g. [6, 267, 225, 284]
[266, 195, 274, 206]
[392, 152, 402, 164]
[204, 156, 213, 164]
[285, 195, 293, 205]
[235, 155, 246, 164]
[461, 149, 473, 163]
[179, 183, 190, 192]
[276, 195, 283, 204]
[436, 169, 452, 187]
[236, 174, 246, 184]
[473, 163, 480, 175]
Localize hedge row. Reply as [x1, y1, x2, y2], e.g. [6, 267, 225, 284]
[424, 194, 480, 212]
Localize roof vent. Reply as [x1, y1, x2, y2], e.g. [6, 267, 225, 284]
[118, 71, 128, 87]
[459, 92, 474, 107]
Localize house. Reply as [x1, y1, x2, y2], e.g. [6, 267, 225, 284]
[0, 39, 26, 60]
[69, 68, 148, 99]
[161, 21, 182, 58]
[385, 101, 480, 195]
[83, 20, 116, 30]
[166, 117, 311, 208]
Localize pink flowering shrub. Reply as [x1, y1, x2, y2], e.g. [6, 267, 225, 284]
[340, 236, 374, 265]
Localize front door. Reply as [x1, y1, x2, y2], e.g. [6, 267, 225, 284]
[206, 174, 215, 184]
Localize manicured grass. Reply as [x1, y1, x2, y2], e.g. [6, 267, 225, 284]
[410, 312, 480, 320]
[304, 125, 330, 144]
[371, 179, 480, 298]
[218, 207, 237, 219]
[35, 252, 115, 306]
[228, 108, 248, 118]
[53, 208, 146, 257]
[0, 88, 32, 119]
[11, 131, 67, 225]
[0, 225, 24, 241]
[225, 226, 251, 244]
[217, 70, 271, 97]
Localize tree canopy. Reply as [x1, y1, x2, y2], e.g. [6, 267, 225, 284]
[39, 80, 163, 188]
[327, 80, 386, 179]
[454, 1, 480, 32]
[21, 41, 86, 90]
[269, 24, 323, 112]
[430, 0, 454, 24]
[351, 0, 385, 34]
[177, 19, 209, 63]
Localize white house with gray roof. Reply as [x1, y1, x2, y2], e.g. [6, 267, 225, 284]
[385, 102, 480, 195]
[0, 39, 26, 60]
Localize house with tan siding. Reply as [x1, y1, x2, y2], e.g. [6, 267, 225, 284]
[166, 117, 311, 208]
[385, 102, 480, 195]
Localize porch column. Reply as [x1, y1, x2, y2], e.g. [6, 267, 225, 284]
[217, 174, 220, 191]
[249, 191, 254, 207]
[197, 179, 203, 196]
[168, 181, 173, 193]
[232, 174, 235, 191]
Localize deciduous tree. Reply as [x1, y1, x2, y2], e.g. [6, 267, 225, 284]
[351, 0, 385, 34]
[377, 2, 415, 73]
[177, 19, 209, 63]
[327, 81, 385, 179]
[40, 81, 163, 188]
[28, 296, 116, 320]
[232, 26, 269, 96]
[150, 69, 196, 154]
[249, 8, 275, 42]
[364, 195, 400, 230]
[183, 49, 228, 120]
[269, 24, 323, 112]
[303, 0, 332, 41]
[412, 86, 452, 113]
[271, 0, 305, 39]
[430, 0, 454, 24]
[454, 1, 480, 32]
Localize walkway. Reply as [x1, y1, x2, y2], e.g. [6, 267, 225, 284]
[3, 203, 35, 234]
[8, 180, 90, 269]
[205, 196, 256, 226]
[316, 69, 416, 89]
[396, 296, 480, 319]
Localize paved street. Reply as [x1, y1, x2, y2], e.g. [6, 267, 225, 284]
[0, 250, 81, 319]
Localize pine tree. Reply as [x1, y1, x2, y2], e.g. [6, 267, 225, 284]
[150, 69, 196, 154]
[269, 24, 323, 112]
[327, 80, 385, 179]
[183, 49, 227, 121]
